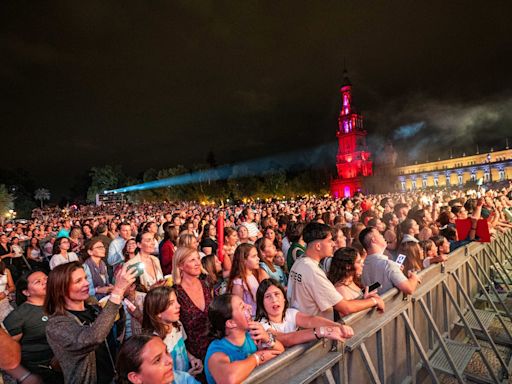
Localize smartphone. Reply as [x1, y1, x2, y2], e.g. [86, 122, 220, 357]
[127, 262, 145, 277]
[362, 282, 381, 294]
[395, 254, 407, 266]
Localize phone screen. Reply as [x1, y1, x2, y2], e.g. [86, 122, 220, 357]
[362, 282, 381, 294]
[395, 254, 406, 266]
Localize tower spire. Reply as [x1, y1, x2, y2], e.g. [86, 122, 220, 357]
[331, 73, 372, 198]
[342, 65, 351, 87]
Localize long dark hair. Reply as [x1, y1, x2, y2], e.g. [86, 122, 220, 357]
[208, 294, 234, 339]
[227, 243, 258, 300]
[44, 261, 83, 316]
[255, 237, 276, 273]
[116, 334, 156, 384]
[122, 238, 138, 262]
[255, 278, 288, 322]
[52, 237, 70, 255]
[142, 286, 179, 339]
[162, 224, 179, 245]
[327, 247, 360, 286]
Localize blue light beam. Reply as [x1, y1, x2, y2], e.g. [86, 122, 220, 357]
[104, 142, 337, 194]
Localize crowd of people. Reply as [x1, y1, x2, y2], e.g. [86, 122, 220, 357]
[0, 184, 511, 384]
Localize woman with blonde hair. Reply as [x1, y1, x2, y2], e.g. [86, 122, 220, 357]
[172, 246, 214, 364]
[177, 233, 199, 250]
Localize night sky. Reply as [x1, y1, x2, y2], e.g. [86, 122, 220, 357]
[1, 1, 511, 198]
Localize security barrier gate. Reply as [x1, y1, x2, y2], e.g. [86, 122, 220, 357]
[245, 231, 512, 384]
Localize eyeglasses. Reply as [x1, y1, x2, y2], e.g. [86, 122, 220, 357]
[92, 245, 105, 250]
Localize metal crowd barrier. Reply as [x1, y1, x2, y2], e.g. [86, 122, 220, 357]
[245, 231, 512, 384]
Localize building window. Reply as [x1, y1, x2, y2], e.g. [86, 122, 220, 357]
[499, 170, 505, 181]
[412, 180, 416, 189]
[446, 176, 451, 186]
[470, 174, 476, 181]
[401, 181, 405, 191]
[458, 175, 463, 185]
[422, 178, 427, 188]
[434, 178, 438, 187]
[484, 172, 490, 182]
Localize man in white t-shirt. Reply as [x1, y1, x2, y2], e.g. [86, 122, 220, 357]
[287, 222, 385, 320]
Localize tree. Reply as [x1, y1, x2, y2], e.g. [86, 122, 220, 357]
[86, 165, 126, 202]
[0, 184, 14, 225]
[263, 168, 287, 196]
[34, 188, 51, 208]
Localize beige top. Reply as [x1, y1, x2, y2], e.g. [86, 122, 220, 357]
[335, 282, 362, 301]
[126, 254, 163, 290]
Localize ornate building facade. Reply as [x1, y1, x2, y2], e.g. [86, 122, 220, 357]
[396, 148, 512, 190]
[330, 71, 373, 198]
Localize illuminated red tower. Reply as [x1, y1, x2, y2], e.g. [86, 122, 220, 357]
[330, 70, 373, 198]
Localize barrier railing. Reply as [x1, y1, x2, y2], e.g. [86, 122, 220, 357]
[245, 231, 512, 384]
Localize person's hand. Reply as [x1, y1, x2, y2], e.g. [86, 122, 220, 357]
[113, 264, 137, 294]
[337, 324, 354, 339]
[318, 326, 347, 342]
[362, 286, 379, 299]
[248, 321, 269, 343]
[408, 270, 422, 284]
[372, 296, 385, 312]
[188, 355, 203, 376]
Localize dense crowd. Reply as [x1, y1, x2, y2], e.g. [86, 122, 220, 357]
[1, 185, 512, 384]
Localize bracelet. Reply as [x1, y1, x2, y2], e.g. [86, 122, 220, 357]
[313, 328, 321, 340]
[110, 293, 122, 301]
[253, 353, 260, 366]
[370, 297, 378, 307]
[18, 372, 32, 383]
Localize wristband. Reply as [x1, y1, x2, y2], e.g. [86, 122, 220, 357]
[370, 297, 378, 307]
[260, 331, 276, 349]
[110, 293, 122, 301]
[18, 372, 32, 383]
[313, 328, 321, 340]
[253, 353, 260, 366]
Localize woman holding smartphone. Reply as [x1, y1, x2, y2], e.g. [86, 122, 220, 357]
[328, 247, 384, 310]
[45, 261, 136, 384]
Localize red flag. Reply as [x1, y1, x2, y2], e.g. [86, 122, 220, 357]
[217, 212, 225, 262]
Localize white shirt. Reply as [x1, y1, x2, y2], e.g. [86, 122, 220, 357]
[49, 252, 79, 270]
[260, 308, 299, 333]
